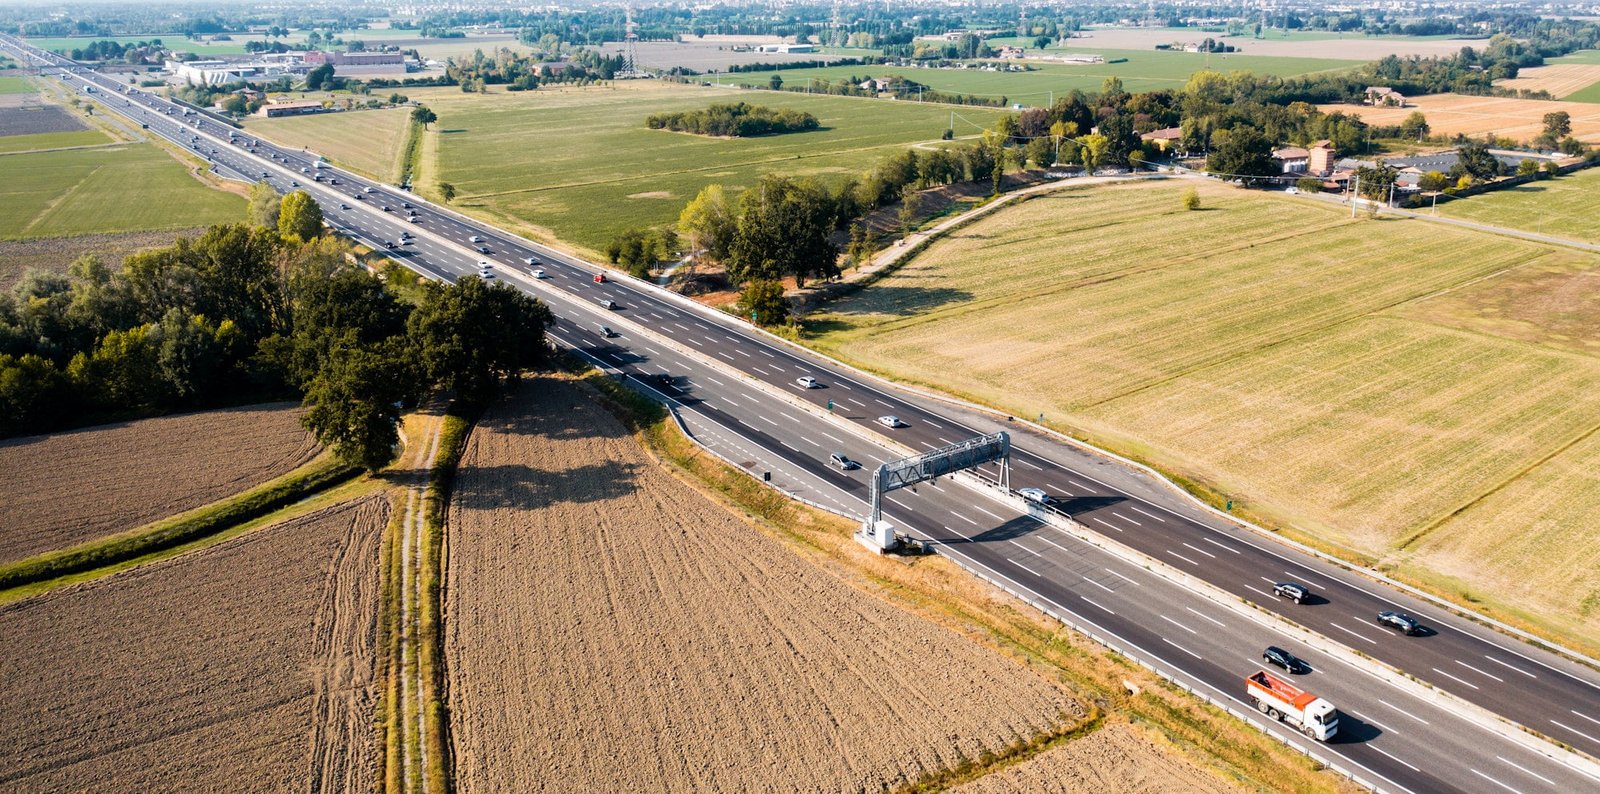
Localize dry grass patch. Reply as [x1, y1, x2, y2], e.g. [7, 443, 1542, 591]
[1317, 94, 1600, 143]
[1399, 248, 1600, 353]
[0, 403, 319, 564]
[952, 721, 1238, 793]
[1437, 166, 1600, 244]
[445, 377, 1086, 793]
[0, 496, 385, 791]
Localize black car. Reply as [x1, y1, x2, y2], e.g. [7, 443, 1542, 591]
[1263, 645, 1309, 674]
[1273, 582, 1311, 604]
[1376, 611, 1421, 635]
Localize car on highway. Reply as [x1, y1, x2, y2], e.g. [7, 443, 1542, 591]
[339, 203, 350, 210]
[381, 205, 391, 212]
[1018, 487, 1057, 506]
[1263, 646, 1309, 674]
[476, 259, 492, 269]
[1273, 582, 1311, 604]
[877, 415, 909, 429]
[290, 180, 299, 187]
[530, 268, 547, 279]
[830, 453, 860, 471]
[796, 376, 820, 389]
[363, 186, 375, 193]
[600, 299, 618, 310]
[524, 256, 540, 265]
[300, 167, 308, 173]
[402, 202, 412, 209]
[476, 245, 491, 254]
[1376, 611, 1421, 635]
[400, 231, 412, 240]
[409, 216, 421, 223]
[599, 325, 617, 338]
[383, 241, 395, 249]
[353, 194, 363, 200]
[469, 235, 483, 243]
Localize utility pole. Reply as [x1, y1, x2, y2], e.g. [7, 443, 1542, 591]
[1350, 173, 1359, 218]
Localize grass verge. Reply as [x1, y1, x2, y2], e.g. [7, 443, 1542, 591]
[0, 454, 360, 599]
[577, 364, 1353, 793]
[399, 119, 424, 188]
[420, 402, 476, 793]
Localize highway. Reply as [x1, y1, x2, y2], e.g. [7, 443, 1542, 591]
[11, 35, 1600, 792]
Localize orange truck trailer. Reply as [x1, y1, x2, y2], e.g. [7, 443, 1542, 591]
[1247, 670, 1339, 741]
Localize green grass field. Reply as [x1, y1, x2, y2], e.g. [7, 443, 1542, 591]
[1438, 167, 1600, 243]
[0, 76, 31, 94]
[1549, 49, 1600, 65]
[1562, 80, 1600, 103]
[0, 143, 244, 239]
[712, 49, 1359, 104]
[387, 82, 1002, 253]
[807, 179, 1600, 647]
[245, 107, 413, 182]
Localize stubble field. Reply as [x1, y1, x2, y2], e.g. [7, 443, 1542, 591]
[809, 179, 1600, 644]
[245, 106, 413, 182]
[1318, 93, 1600, 144]
[952, 722, 1235, 793]
[0, 403, 320, 563]
[1495, 63, 1600, 101]
[0, 495, 386, 791]
[445, 378, 1085, 792]
[1437, 165, 1600, 243]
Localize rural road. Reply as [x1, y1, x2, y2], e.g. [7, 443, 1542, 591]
[13, 35, 1600, 793]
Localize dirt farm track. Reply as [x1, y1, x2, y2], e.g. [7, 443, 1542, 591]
[445, 379, 1086, 792]
[0, 402, 320, 564]
[0, 496, 385, 791]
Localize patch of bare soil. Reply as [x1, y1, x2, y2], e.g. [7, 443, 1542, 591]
[0, 496, 386, 791]
[0, 228, 208, 290]
[446, 378, 1085, 793]
[0, 402, 320, 564]
[953, 722, 1239, 794]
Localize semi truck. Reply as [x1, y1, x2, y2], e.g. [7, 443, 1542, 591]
[1247, 670, 1339, 741]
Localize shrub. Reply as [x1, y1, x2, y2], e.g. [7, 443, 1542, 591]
[1182, 188, 1201, 211]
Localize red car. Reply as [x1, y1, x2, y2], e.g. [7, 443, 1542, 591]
[593, 273, 606, 283]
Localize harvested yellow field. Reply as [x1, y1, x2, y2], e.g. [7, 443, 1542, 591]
[245, 106, 412, 181]
[812, 179, 1600, 643]
[0, 496, 385, 790]
[446, 378, 1085, 793]
[954, 723, 1237, 793]
[0, 403, 320, 564]
[1496, 63, 1600, 99]
[1318, 94, 1600, 143]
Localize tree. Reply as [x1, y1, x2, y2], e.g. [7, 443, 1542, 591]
[305, 63, 335, 91]
[1399, 111, 1430, 141]
[677, 184, 736, 262]
[299, 337, 418, 471]
[845, 221, 878, 266]
[1543, 111, 1572, 141]
[1355, 163, 1400, 202]
[1455, 141, 1503, 180]
[277, 190, 323, 241]
[1077, 133, 1110, 176]
[248, 180, 280, 229]
[1182, 188, 1201, 210]
[410, 105, 437, 129]
[1418, 171, 1449, 192]
[1517, 158, 1541, 177]
[769, 74, 784, 91]
[1295, 176, 1324, 193]
[897, 185, 921, 236]
[736, 279, 788, 326]
[407, 277, 553, 403]
[1205, 125, 1277, 184]
[725, 175, 839, 287]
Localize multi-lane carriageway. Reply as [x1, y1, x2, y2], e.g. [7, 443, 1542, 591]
[13, 35, 1600, 791]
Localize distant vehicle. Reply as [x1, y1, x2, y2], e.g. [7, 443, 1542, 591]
[381, 205, 391, 212]
[313, 175, 323, 182]
[477, 259, 492, 269]
[409, 216, 421, 223]
[290, 180, 299, 187]
[876, 415, 908, 428]
[363, 186, 375, 193]
[1376, 611, 1421, 635]
[1273, 582, 1310, 604]
[1246, 670, 1338, 741]
[383, 241, 395, 249]
[593, 273, 606, 284]
[1262, 645, 1309, 674]
[599, 325, 617, 338]
[830, 453, 860, 471]
[531, 268, 547, 279]
[524, 256, 539, 265]
[300, 167, 309, 173]
[402, 202, 413, 209]
[260, 171, 269, 178]
[400, 231, 412, 239]
[339, 203, 350, 210]
[353, 194, 364, 200]
[476, 245, 491, 254]
[469, 235, 482, 242]
[796, 376, 820, 389]
[600, 299, 617, 310]
[1018, 487, 1056, 506]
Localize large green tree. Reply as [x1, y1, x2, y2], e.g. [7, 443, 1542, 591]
[248, 180, 281, 229]
[277, 190, 324, 242]
[300, 337, 419, 471]
[407, 277, 554, 403]
[677, 184, 736, 261]
[725, 175, 839, 287]
[1205, 125, 1278, 184]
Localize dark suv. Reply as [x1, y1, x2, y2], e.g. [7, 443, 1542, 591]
[1263, 645, 1309, 674]
[1376, 611, 1421, 635]
[1273, 582, 1310, 604]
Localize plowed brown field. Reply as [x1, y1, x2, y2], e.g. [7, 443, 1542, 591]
[445, 379, 1085, 793]
[0, 402, 320, 563]
[954, 723, 1238, 793]
[0, 495, 385, 791]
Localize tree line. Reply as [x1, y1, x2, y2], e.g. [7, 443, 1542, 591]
[0, 187, 554, 471]
[645, 102, 819, 137]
